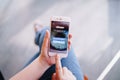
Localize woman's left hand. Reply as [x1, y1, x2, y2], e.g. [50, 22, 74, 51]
[39, 30, 72, 67]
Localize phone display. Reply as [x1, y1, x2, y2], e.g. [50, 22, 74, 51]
[49, 16, 70, 57]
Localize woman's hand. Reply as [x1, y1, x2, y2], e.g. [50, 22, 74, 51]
[10, 30, 73, 80]
[52, 55, 76, 80]
[39, 30, 72, 67]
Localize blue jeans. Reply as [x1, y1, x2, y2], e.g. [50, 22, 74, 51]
[28, 27, 83, 80]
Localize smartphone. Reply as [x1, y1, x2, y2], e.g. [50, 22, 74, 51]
[49, 16, 70, 58]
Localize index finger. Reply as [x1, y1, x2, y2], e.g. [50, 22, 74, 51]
[55, 54, 62, 79]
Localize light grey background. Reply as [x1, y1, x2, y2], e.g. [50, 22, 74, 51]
[0, 0, 120, 80]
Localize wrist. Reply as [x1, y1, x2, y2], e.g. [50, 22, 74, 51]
[38, 57, 50, 69]
[32, 57, 50, 79]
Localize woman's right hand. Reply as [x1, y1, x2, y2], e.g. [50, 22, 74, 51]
[52, 55, 76, 80]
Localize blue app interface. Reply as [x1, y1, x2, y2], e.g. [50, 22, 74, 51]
[50, 21, 69, 53]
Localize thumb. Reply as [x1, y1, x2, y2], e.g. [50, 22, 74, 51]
[41, 30, 50, 55]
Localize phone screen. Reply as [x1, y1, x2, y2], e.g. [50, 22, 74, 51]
[50, 21, 69, 53]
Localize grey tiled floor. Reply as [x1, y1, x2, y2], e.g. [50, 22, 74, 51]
[0, 0, 120, 80]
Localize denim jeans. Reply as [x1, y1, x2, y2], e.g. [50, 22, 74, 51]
[27, 27, 83, 80]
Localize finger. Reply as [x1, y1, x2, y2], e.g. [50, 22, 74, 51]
[68, 40, 71, 50]
[68, 34, 72, 39]
[52, 73, 56, 80]
[68, 34, 72, 51]
[41, 30, 50, 54]
[62, 67, 68, 74]
[62, 67, 73, 77]
[63, 67, 73, 74]
[56, 54, 62, 80]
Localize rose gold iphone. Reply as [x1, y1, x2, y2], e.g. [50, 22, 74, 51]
[49, 16, 70, 58]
